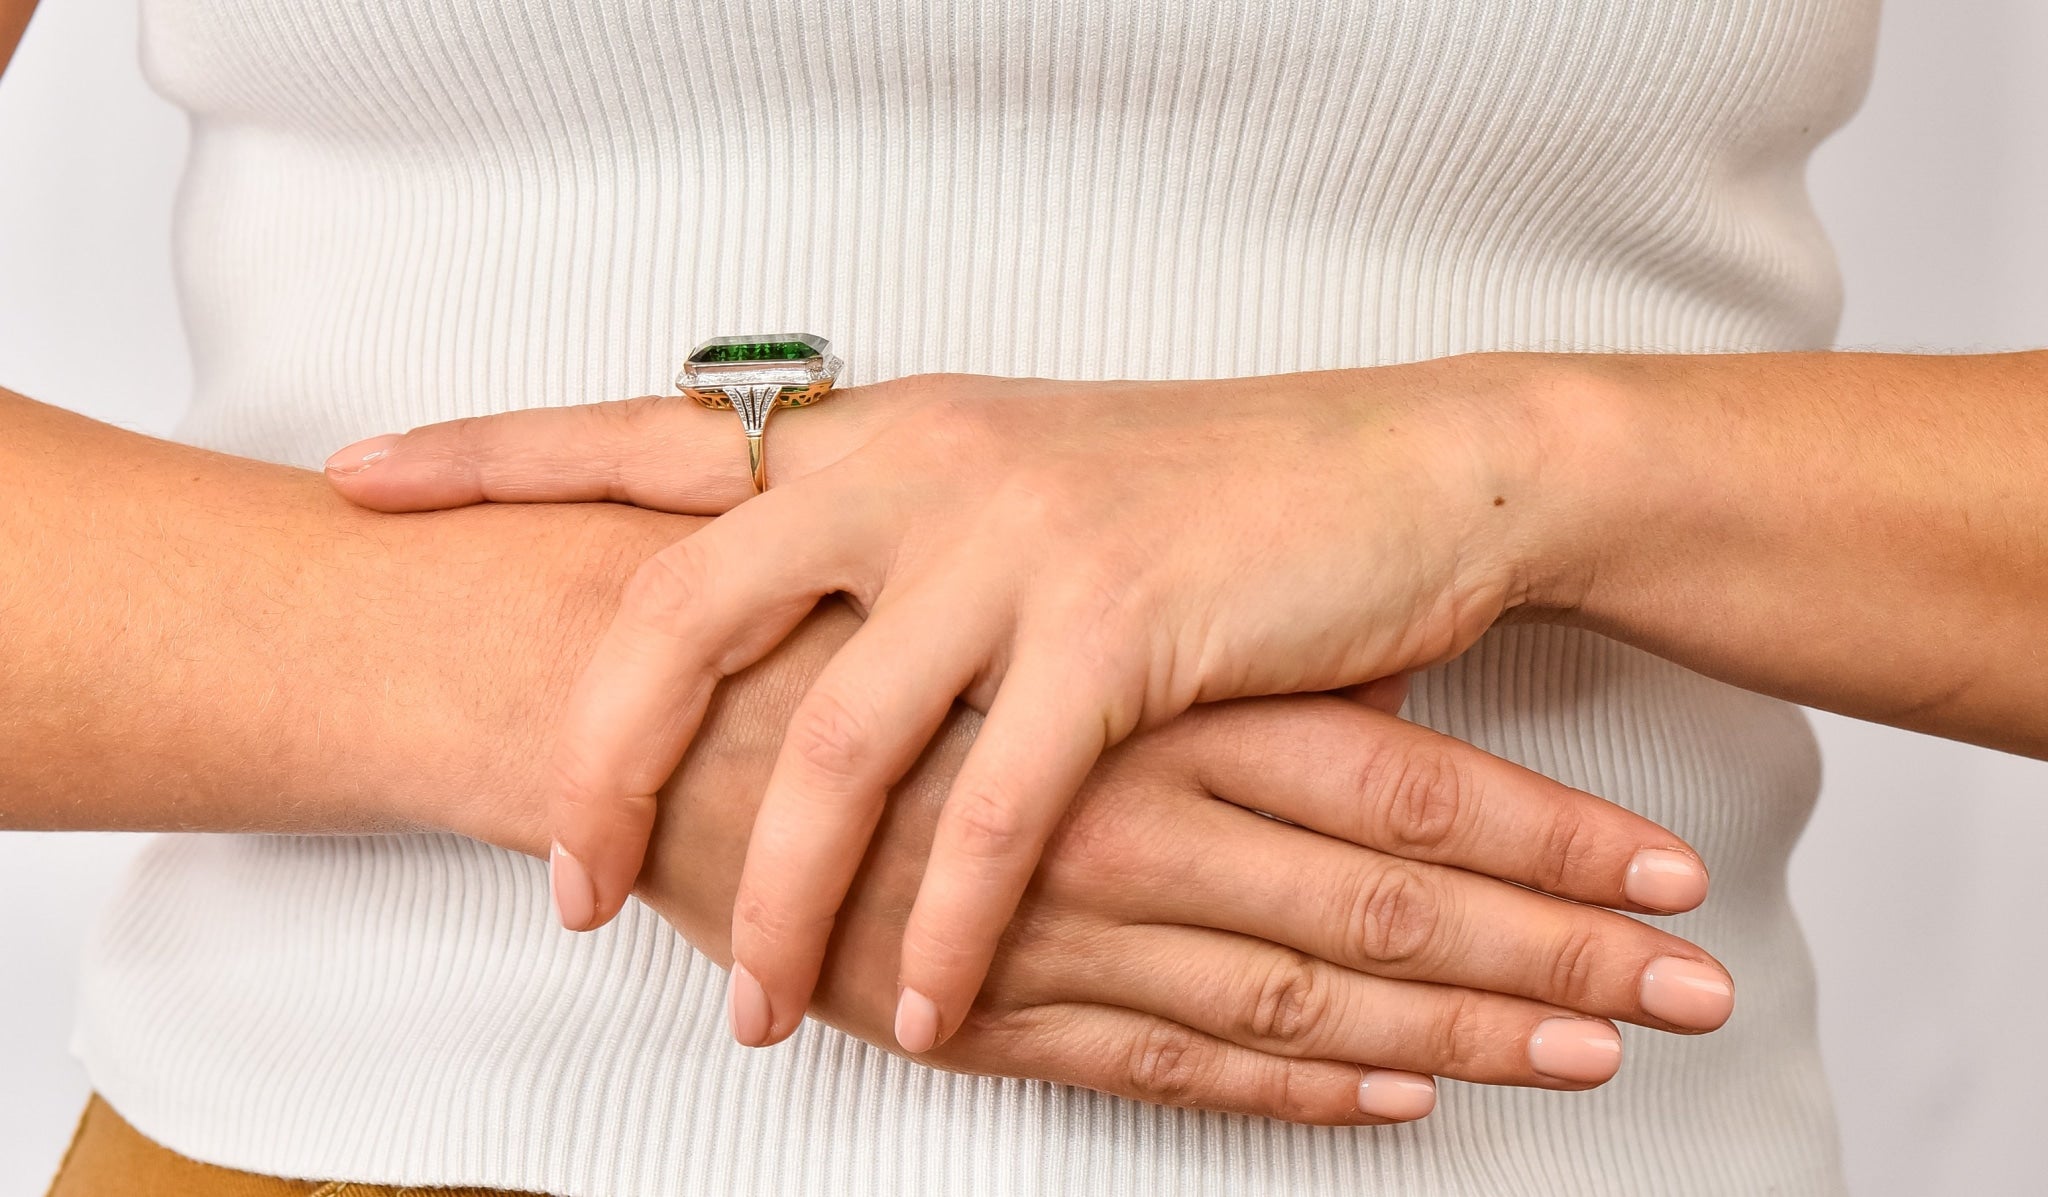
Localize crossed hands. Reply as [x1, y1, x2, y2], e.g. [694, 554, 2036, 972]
[326, 359, 1733, 1124]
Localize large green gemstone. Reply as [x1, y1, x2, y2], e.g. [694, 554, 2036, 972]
[689, 335, 826, 365]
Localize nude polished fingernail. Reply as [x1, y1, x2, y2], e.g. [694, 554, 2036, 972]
[895, 988, 940, 1054]
[1528, 1018, 1623, 1083]
[727, 963, 773, 1047]
[549, 842, 597, 931]
[1624, 848, 1710, 913]
[1640, 956, 1735, 1031]
[1356, 1070, 1437, 1120]
[323, 433, 402, 474]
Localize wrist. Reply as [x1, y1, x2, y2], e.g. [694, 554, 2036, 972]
[1456, 351, 1643, 624]
[366, 500, 702, 856]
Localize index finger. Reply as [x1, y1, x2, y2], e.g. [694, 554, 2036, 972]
[1178, 697, 1711, 915]
[325, 398, 751, 513]
[323, 388, 896, 513]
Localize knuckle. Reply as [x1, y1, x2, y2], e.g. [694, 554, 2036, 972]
[903, 390, 1000, 466]
[923, 384, 985, 425]
[945, 784, 1032, 864]
[545, 746, 622, 824]
[730, 886, 829, 947]
[1263, 1062, 1325, 1124]
[437, 412, 489, 458]
[1231, 1054, 1321, 1124]
[1125, 1023, 1207, 1106]
[1345, 862, 1441, 965]
[1057, 573, 1141, 667]
[1421, 989, 1486, 1072]
[902, 914, 990, 983]
[1365, 739, 1465, 855]
[602, 394, 672, 436]
[618, 546, 708, 632]
[545, 753, 604, 819]
[988, 467, 1069, 536]
[1245, 954, 1331, 1047]
[1545, 923, 1606, 1009]
[594, 398, 675, 478]
[1537, 806, 1599, 893]
[785, 688, 874, 788]
[900, 372, 979, 408]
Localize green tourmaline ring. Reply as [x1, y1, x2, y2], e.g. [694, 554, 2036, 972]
[676, 334, 844, 493]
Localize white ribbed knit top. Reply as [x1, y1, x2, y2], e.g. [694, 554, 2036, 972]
[75, 1, 1878, 1193]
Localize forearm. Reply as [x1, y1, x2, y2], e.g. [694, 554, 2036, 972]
[0, 387, 745, 843]
[1524, 349, 2048, 756]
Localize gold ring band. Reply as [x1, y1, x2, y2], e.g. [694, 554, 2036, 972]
[673, 334, 845, 497]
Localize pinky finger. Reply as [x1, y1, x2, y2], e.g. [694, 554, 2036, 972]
[958, 1004, 1436, 1126]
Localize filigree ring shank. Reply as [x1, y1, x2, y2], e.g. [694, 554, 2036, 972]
[675, 334, 844, 493]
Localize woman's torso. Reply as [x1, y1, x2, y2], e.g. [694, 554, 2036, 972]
[76, 2, 1877, 1192]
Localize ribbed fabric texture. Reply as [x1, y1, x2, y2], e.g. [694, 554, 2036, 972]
[74, 1, 1877, 1193]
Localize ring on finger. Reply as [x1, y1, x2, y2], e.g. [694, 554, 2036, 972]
[675, 333, 845, 493]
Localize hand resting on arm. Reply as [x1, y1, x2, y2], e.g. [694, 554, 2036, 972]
[332, 349, 2048, 1055]
[0, 386, 1726, 1124]
[646, 624, 1737, 1119]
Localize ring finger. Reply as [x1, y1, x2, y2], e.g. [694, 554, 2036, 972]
[1018, 920, 1626, 1089]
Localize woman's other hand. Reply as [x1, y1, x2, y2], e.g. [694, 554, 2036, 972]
[636, 602, 1728, 1123]
[326, 358, 1592, 1052]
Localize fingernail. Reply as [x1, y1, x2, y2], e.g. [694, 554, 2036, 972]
[1640, 956, 1735, 1031]
[894, 987, 939, 1054]
[1356, 1069, 1437, 1120]
[1625, 848, 1710, 912]
[549, 842, 597, 931]
[1528, 1018, 1623, 1083]
[324, 433, 402, 474]
[727, 962, 773, 1047]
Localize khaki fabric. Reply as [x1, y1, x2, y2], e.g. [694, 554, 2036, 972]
[47, 1097, 549, 1197]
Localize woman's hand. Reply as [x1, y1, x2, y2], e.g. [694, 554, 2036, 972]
[639, 599, 1729, 1122]
[327, 357, 1587, 1051]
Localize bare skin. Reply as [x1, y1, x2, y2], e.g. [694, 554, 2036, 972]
[0, 388, 664, 840]
[649, 618, 1734, 1116]
[0, 388, 1729, 1122]
[1557, 349, 2048, 756]
[337, 348, 2048, 1052]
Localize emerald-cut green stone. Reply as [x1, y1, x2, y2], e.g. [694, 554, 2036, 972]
[689, 335, 825, 365]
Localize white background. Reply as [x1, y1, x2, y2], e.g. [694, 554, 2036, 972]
[1, 2, 2044, 1194]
